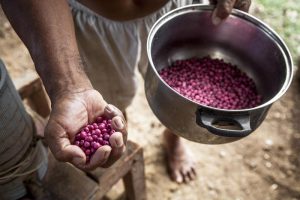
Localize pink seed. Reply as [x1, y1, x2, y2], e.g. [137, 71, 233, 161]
[103, 134, 110, 141]
[80, 131, 87, 139]
[102, 128, 108, 134]
[159, 56, 262, 109]
[88, 125, 94, 131]
[92, 135, 98, 140]
[95, 129, 101, 135]
[85, 149, 91, 155]
[86, 136, 93, 142]
[74, 115, 115, 163]
[84, 141, 90, 148]
[99, 123, 106, 129]
[93, 142, 101, 149]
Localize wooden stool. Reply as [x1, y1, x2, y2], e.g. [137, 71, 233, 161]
[18, 78, 146, 200]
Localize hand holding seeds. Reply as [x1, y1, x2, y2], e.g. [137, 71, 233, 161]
[44, 89, 127, 170]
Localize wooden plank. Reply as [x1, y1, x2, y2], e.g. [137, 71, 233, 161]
[42, 153, 99, 200]
[18, 78, 42, 99]
[89, 141, 143, 199]
[27, 86, 50, 118]
[123, 147, 146, 200]
[18, 77, 50, 118]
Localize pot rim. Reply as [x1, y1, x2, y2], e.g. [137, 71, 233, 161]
[147, 4, 294, 112]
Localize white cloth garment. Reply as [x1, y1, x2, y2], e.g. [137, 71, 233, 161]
[69, 0, 194, 111]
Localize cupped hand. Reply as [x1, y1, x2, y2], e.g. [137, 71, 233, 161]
[44, 89, 127, 170]
[210, 0, 252, 25]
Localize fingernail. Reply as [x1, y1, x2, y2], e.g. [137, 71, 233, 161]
[115, 118, 124, 129]
[212, 16, 221, 25]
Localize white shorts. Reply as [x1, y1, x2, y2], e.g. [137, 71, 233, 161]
[69, 0, 193, 111]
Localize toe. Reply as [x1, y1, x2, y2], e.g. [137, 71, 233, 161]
[187, 169, 196, 181]
[181, 168, 191, 183]
[171, 170, 183, 184]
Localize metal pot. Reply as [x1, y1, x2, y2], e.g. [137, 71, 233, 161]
[145, 5, 293, 144]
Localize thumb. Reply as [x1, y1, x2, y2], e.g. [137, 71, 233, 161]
[212, 0, 237, 25]
[45, 120, 86, 168]
[63, 144, 86, 167]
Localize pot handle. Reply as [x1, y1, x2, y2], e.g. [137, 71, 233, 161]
[196, 109, 252, 137]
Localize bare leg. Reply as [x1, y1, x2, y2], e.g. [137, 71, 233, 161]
[163, 129, 196, 183]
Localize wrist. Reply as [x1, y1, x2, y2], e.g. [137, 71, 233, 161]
[34, 54, 93, 103]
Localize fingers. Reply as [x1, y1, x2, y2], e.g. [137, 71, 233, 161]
[212, 0, 236, 25]
[212, 0, 251, 25]
[104, 104, 128, 143]
[233, 0, 251, 12]
[84, 132, 125, 169]
[45, 119, 86, 168]
[103, 104, 125, 120]
[85, 145, 112, 170]
[47, 102, 127, 170]
[86, 90, 107, 123]
[109, 132, 126, 158]
[86, 104, 127, 169]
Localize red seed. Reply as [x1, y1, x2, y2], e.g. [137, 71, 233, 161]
[93, 142, 101, 149]
[84, 141, 90, 148]
[85, 149, 91, 155]
[86, 136, 93, 142]
[159, 56, 262, 109]
[95, 129, 101, 135]
[73, 115, 115, 163]
[103, 134, 110, 141]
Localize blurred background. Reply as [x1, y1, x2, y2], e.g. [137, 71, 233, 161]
[0, 0, 299, 200]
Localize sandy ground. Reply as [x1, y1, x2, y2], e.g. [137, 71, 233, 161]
[0, 4, 300, 200]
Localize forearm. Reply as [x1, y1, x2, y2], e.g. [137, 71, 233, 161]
[1, 0, 92, 102]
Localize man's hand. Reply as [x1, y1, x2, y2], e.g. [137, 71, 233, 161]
[1, 0, 128, 170]
[211, 0, 252, 25]
[45, 89, 127, 170]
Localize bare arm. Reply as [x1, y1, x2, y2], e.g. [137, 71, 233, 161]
[1, 0, 91, 101]
[1, 0, 127, 170]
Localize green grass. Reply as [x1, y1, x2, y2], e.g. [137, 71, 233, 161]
[252, 0, 300, 66]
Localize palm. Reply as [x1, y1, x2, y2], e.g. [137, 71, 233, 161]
[49, 89, 106, 142]
[45, 89, 126, 170]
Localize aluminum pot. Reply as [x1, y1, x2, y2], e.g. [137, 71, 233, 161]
[145, 5, 293, 144]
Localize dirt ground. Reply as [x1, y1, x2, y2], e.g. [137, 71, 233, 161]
[1, 3, 300, 200]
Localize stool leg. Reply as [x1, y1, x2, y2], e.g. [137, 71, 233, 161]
[123, 148, 146, 200]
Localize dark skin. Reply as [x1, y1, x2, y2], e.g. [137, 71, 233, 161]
[1, 0, 251, 182]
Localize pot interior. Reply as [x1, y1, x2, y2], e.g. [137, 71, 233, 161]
[149, 9, 290, 105]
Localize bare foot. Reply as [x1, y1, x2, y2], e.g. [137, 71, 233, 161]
[163, 129, 197, 183]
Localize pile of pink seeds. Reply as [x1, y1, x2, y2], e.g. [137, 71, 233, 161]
[159, 57, 262, 109]
[74, 116, 115, 162]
